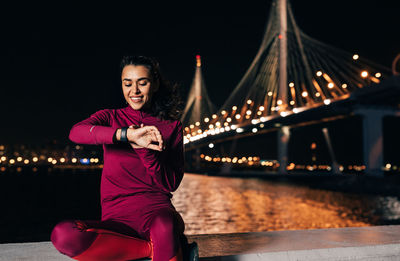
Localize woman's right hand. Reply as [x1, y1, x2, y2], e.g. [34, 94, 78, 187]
[127, 125, 142, 149]
[127, 123, 164, 151]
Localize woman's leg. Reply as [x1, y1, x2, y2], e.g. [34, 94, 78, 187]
[145, 208, 186, 261]
[51, 219, 153, 261]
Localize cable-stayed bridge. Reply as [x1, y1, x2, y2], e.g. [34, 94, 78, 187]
[182, 0, 400, 176]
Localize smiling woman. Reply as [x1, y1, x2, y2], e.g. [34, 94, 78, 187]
[120, 56, 183, 121]
[50, 55, 198, 261]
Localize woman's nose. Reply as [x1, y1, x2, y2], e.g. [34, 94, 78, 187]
[133, 84, 141, 94]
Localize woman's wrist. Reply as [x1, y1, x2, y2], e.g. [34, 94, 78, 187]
[114, 128, 129, 142]
[114, 129, 122, 141]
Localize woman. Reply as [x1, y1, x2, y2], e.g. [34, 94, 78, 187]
[50, 56, 198, 261]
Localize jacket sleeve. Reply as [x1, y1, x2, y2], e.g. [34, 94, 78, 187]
[134, 121, 184, 193]
[69, 109, 118, 145]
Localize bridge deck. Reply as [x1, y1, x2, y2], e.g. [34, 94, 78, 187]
[1, 226, 399, 260]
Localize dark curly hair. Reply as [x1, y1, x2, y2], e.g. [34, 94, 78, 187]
[120, 55, 184, 122]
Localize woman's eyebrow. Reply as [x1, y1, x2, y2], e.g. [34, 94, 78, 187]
[136, 77, 150, 81]
[122, 77, 150, 82]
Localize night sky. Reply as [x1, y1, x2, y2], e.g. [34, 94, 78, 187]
[1, 1, 398, 145]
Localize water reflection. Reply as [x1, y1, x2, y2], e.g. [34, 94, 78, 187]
[172, 174, 400, 235]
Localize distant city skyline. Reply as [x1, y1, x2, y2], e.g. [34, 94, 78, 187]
[0, 1, 398, 145]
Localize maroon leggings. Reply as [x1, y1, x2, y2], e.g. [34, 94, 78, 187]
[51, 208, 186, 261]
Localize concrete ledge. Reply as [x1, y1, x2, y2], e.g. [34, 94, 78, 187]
[1, 226, 400, 260]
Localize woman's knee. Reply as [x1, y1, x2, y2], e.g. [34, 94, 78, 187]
[51, 220, 98, 257]
[149, 209, 184, 238]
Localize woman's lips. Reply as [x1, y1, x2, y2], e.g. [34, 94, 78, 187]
[130, 96, 143, 103]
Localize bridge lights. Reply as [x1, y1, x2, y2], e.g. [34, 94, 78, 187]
[328, 83, 334, 88]
[257, 111, 262, 115]
[72, 158, 77, 163]
[324, 99, 331, 105]
[353, 54, 359, 60]
[361, 71, 368, 78]
[293, 108, 299, 113]
[212, 114, 217, 119]
[290, 100, 295, 105]
[247, 99, 252, 104]
[375, 72, 381, 78]
[316, 71, 323, 77]
[315, 92, 321, 97]
[280, 111, 289, 117]
[215, 122, 221, 127]
[277, 100, 283, 105]
[236, 128, 244, 133]
[226, 117, 232, 122]
[259, 106, 265, 111]
[195, 122, 200, 126]
[289, 82, 294, 87]
[246, 110, 252, 115]
[208, 143, 214, 148]
[209, 124, 214, 129]
[190, 124, 194, 129]
[302, 91, 308, 97]
[221, 110, 227, 115]
[24, 159, 29, 164]
[268, 91, 273, 96]
[232, 106, 237, 111]
[17, 156, 22, 162]
[252, 128, 258, 133]
[341, 84, 347, 89]
[204, 117, 209, 123]
[235, 114, 241, 119]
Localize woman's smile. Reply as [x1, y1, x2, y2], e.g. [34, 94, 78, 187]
[130, 96, 144, 103]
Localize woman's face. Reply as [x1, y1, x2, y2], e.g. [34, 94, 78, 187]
[121, 65, 158, 111]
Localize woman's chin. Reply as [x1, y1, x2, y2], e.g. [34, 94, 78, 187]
[129, 103, 144, 110]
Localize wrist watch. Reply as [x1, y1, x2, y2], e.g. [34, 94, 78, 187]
[120, 127, 128, 142]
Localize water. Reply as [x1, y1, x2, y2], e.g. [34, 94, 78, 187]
[172, 174, 400, 235]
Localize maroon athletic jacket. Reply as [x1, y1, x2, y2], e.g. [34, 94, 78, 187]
[68, 106, 184, 206]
